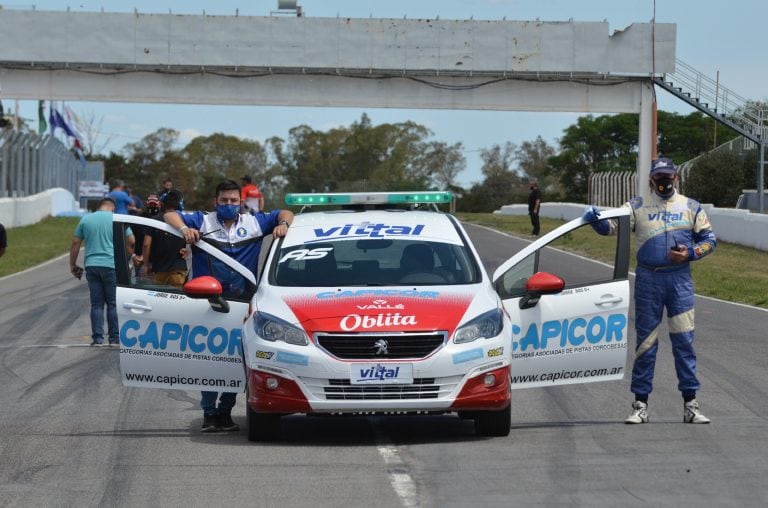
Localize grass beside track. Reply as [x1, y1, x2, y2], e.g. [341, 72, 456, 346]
[0, 217, 81, 278]
[456, 212, 768, 310]
[2, 214, 766, 310]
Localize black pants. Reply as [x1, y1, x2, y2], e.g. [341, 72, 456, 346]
[529, 212, 540, 236]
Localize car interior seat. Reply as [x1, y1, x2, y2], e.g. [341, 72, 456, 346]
[400, 243, 435, 274]
[303, 245, 338, 285]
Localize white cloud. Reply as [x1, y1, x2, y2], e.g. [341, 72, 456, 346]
[178, 128, 204, 144]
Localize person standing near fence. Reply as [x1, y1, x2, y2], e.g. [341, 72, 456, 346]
[0, 222, 7, 258]
[528, 179, 541, 236]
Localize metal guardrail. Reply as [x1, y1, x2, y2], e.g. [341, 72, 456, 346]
[0, 130, 80, 198]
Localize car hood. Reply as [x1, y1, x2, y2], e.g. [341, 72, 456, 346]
[257, 285, 482, 336]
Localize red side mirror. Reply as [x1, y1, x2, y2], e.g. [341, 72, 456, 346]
[525, 272, 565, 295]
[183, 276, 223, 298]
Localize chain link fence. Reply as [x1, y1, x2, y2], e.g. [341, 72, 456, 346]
[0, 130, 80, 198]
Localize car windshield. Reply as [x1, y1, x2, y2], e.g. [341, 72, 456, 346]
[271, 238, 481, 287]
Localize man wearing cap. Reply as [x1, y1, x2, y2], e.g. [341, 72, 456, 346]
[582, 157, 716, 425]
[240, 175, 264, 213]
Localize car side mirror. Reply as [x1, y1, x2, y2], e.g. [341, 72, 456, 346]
[183, 276, 230, 314]
[519, 271, 565, 310]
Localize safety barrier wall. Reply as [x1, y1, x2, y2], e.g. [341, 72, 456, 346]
[0, 130, 80, 199]
[0, 188, 78, 228]
[494, 202, 768, 251]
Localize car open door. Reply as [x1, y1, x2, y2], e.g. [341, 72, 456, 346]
[492, 208, 631, 389]
[112, 215, 253, 392]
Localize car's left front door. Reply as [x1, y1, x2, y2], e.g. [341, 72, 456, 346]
[112, 215, 253, 393]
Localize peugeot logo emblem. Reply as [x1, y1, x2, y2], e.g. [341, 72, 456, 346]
[373, 339, 389, 355]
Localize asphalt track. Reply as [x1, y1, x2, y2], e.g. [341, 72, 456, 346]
[0, 223, 767, 506]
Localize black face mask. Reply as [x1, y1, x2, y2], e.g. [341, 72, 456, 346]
[147, 207, 160, 216]
[652, 177, 675, 198]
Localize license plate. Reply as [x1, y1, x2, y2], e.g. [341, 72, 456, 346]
[350, 363, 414, 385]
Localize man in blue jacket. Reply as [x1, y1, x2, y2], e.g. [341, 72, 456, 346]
[165, 179, 293, 433]
[583, 158, 716, 424]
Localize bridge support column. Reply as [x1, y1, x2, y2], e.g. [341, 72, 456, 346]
[637, 82, 655, 201]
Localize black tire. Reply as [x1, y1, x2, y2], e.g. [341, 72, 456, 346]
[474, 405, 511, 437]
[246, 403, 282, 442]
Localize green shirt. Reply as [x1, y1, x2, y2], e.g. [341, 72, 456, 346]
[74, 211, 117, 268]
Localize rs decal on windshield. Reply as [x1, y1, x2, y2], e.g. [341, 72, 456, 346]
[279, 247, 333, 263]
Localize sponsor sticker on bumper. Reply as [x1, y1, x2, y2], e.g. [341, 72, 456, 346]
[350, 363, 414, 384]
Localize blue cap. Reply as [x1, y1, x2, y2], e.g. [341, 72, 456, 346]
[650, 157, 676, 177]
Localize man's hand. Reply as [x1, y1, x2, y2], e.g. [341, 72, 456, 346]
[669, 244, 689, 263]
[179, 226, 200, 244]
[582, 205, 601, 222]
[71, 265, 84, 280]
[582, 205, 611, 235]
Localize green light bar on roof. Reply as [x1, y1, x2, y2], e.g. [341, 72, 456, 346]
[285, 191, 453, 206]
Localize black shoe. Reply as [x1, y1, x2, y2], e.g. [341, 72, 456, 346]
[217, 413, 240, 432]
[90, 340, 103, 346]
[108, 340, 119, 346]
[201, 415, 221, 433]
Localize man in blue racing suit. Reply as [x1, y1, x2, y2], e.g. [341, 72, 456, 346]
[583, 157, 716, 424]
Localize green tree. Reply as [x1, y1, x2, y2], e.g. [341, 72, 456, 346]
[181, 133, 270, 209]
[686, 149, 761, 206]
[458, 142, 525, 212]
[116, 128, 183, 200]
[516, 136, 558, 197]
[272, 113, 465, 193]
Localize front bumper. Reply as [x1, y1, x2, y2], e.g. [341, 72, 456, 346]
[246, 359, 510, 414]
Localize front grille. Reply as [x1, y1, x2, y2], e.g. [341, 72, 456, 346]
[316, 332, 446, 360]
[324, 378, 439, 400]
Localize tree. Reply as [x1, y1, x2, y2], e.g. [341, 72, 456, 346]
[686, 149, 761, 206]
[181, 133, 269, 209]
[272, 113, 465, 194]
[657, 111, 737, 162]
[119, 128, 183, 199]
[516, 136, 558, 196]
[70, 109, 114, 156]
[458, 142, 525, 212]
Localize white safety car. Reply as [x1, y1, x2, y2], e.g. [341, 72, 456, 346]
[113, 192, 632, 441]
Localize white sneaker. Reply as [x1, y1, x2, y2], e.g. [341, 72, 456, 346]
[684, 399, 711, 424]
[625, 401, 649, 424]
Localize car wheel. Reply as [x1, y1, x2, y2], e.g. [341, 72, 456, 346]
[246, 403, 282, 442]
[473, 405, 511, 437]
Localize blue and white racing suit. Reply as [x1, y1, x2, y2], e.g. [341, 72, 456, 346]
[599, 191, 716, 399]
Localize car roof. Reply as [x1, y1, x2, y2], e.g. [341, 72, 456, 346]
[282, 209, 465, 247]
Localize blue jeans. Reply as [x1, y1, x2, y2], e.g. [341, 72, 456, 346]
[200, 391, 237, 416]
[85, 266, 118, 344]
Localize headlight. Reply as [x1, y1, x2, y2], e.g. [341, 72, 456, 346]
[253, 312, 309, 346]
[453, 308, 504, 344]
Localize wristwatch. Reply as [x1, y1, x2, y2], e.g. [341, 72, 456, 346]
[278, 220, 290, 228]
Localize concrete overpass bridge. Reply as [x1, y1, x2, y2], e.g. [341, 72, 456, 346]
[0, 7, 675, 198]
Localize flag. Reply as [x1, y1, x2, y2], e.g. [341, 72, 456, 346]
[38, 101, 48, 135]
[63, 104, 83, 137]
[53, 109, 78, 138]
